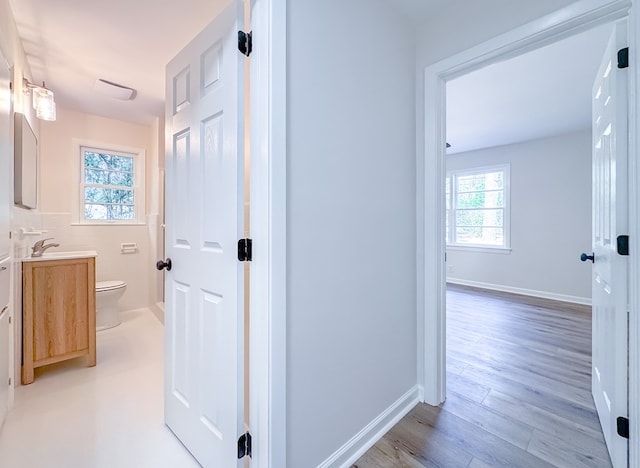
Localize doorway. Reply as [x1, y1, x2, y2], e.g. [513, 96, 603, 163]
[420, 0, 639, 466]
[441, 24, 612, 465]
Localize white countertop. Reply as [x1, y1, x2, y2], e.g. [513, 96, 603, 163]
[22, 250, 98, 262]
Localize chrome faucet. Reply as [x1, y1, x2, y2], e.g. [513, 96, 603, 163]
[31, 238, 60, 257]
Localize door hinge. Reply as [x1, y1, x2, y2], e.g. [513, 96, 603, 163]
[238, 238, 253, 262]
[617, 416, 629, 439]
[237, 431, 252, 459]
[618, 47, 629, 69]
[617, 235, 629, 256]
[238, 30, 252, 57]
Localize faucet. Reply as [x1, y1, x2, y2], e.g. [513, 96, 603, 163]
[31, 238, 60, 257]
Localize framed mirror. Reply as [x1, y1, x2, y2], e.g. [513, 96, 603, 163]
[14, 112, 37, 209]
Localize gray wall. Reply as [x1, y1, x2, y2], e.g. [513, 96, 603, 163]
[286, 0, 417, 465]
[446, 131, 592, 302]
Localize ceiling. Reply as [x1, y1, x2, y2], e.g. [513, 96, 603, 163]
[446, 23, 613, 154]
[9, 0, 230, 124]
[9, 0, 613, 152]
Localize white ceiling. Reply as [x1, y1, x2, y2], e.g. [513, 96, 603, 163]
[9, 0, 230, 124]
[446, 23, 613, 154]
[8, 0, 614, 152]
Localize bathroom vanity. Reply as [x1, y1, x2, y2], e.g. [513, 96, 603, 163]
[21, 251, 97, 384]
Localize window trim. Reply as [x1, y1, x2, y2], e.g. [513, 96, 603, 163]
[72, 139, 146, 225]
[446, 163, 510, 250]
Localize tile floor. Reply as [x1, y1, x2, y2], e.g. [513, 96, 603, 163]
[0, 309, 200, 468]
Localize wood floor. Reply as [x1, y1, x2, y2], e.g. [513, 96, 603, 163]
[353, 284, 611, 468]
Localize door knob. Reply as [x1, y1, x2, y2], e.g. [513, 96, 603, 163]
[156, 258, 172, 271]
[580, 253, 594, 263]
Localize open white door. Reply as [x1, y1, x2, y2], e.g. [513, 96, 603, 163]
[163, 2, 245, 466]
[587, 20, 628, 468]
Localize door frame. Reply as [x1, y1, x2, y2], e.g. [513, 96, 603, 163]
[420, 0, 640, 466]
[249, 0, 287, 466]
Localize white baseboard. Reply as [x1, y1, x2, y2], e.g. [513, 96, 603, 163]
[150, 301, 164, 324]
[447, 278, 591, 306]
[317, 385, 420, 468]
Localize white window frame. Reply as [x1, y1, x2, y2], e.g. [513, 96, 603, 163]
[72, 139, 146, 225]
[446, 164, 510, 251]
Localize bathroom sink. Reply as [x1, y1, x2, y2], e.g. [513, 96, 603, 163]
[23, 250, 98, 262]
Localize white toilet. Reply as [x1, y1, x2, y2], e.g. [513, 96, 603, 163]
[96, 280, 127, 331]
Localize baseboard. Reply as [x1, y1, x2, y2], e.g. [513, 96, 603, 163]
[317, 385, 420, 468]
[446, 278, 591, 306]
[150, 301, 164, 324]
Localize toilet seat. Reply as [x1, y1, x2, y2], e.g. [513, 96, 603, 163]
[96, 280, 126, 292]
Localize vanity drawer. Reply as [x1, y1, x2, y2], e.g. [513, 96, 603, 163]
[0, 257, 9, 308]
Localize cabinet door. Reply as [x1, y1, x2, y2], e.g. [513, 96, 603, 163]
[31, 261, 90, 360]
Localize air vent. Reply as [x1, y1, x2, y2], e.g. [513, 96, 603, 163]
[94, 79, 136, 101]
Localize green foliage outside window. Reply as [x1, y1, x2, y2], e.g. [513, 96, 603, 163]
[83, 150, 135, 221]
[446, 168, 507, 247]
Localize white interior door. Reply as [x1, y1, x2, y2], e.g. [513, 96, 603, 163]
[164, 3, 244, 466]
[589, 20, 628, 468]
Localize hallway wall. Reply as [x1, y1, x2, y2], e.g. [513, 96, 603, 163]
[286, 0, 417, 465]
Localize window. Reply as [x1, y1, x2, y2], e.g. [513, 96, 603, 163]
[446, 165, 509, 249]
[78, 145, 145, 224]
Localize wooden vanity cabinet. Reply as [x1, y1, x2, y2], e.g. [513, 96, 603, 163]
[22, 256, 96, 384]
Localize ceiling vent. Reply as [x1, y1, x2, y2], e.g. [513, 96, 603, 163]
[94, 79, 136, 101]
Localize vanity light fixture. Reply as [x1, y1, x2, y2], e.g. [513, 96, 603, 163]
[22, 78, 57, 121]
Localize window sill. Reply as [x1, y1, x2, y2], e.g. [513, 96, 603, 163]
[71, 222, 147, 227]
[446, 245, 511, 254]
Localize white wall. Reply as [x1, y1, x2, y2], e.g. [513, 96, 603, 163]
[38, 107, 162, 311]
[0, 0, 46, 391]
[446, 131, 592, 302]
[286, 0, 417, 465]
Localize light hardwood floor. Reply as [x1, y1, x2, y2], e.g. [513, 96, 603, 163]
[353, 284, 611, 468]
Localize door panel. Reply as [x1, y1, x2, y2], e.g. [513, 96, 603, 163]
[591, 20, 628, 468]
[164, 3, 244, 466]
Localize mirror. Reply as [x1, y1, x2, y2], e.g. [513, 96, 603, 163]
[14, 112, 37, 209]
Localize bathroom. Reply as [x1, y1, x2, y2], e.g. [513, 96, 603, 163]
[9, 104, 166, 384]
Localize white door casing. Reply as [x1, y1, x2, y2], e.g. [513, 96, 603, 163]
[591, 20, 629, 468]
[164, 2, 245, 466]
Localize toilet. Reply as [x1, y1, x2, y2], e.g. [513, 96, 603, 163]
[96, 280, 127, 331]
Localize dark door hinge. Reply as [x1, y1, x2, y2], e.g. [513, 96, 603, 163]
[617, 416, 629, 439]
[618, 47, 629, 69]
[238, 238, 253, 262]
[617, 235, 629, 256]
[238, 30, 252, 57]
[237, 431, 252, 459]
